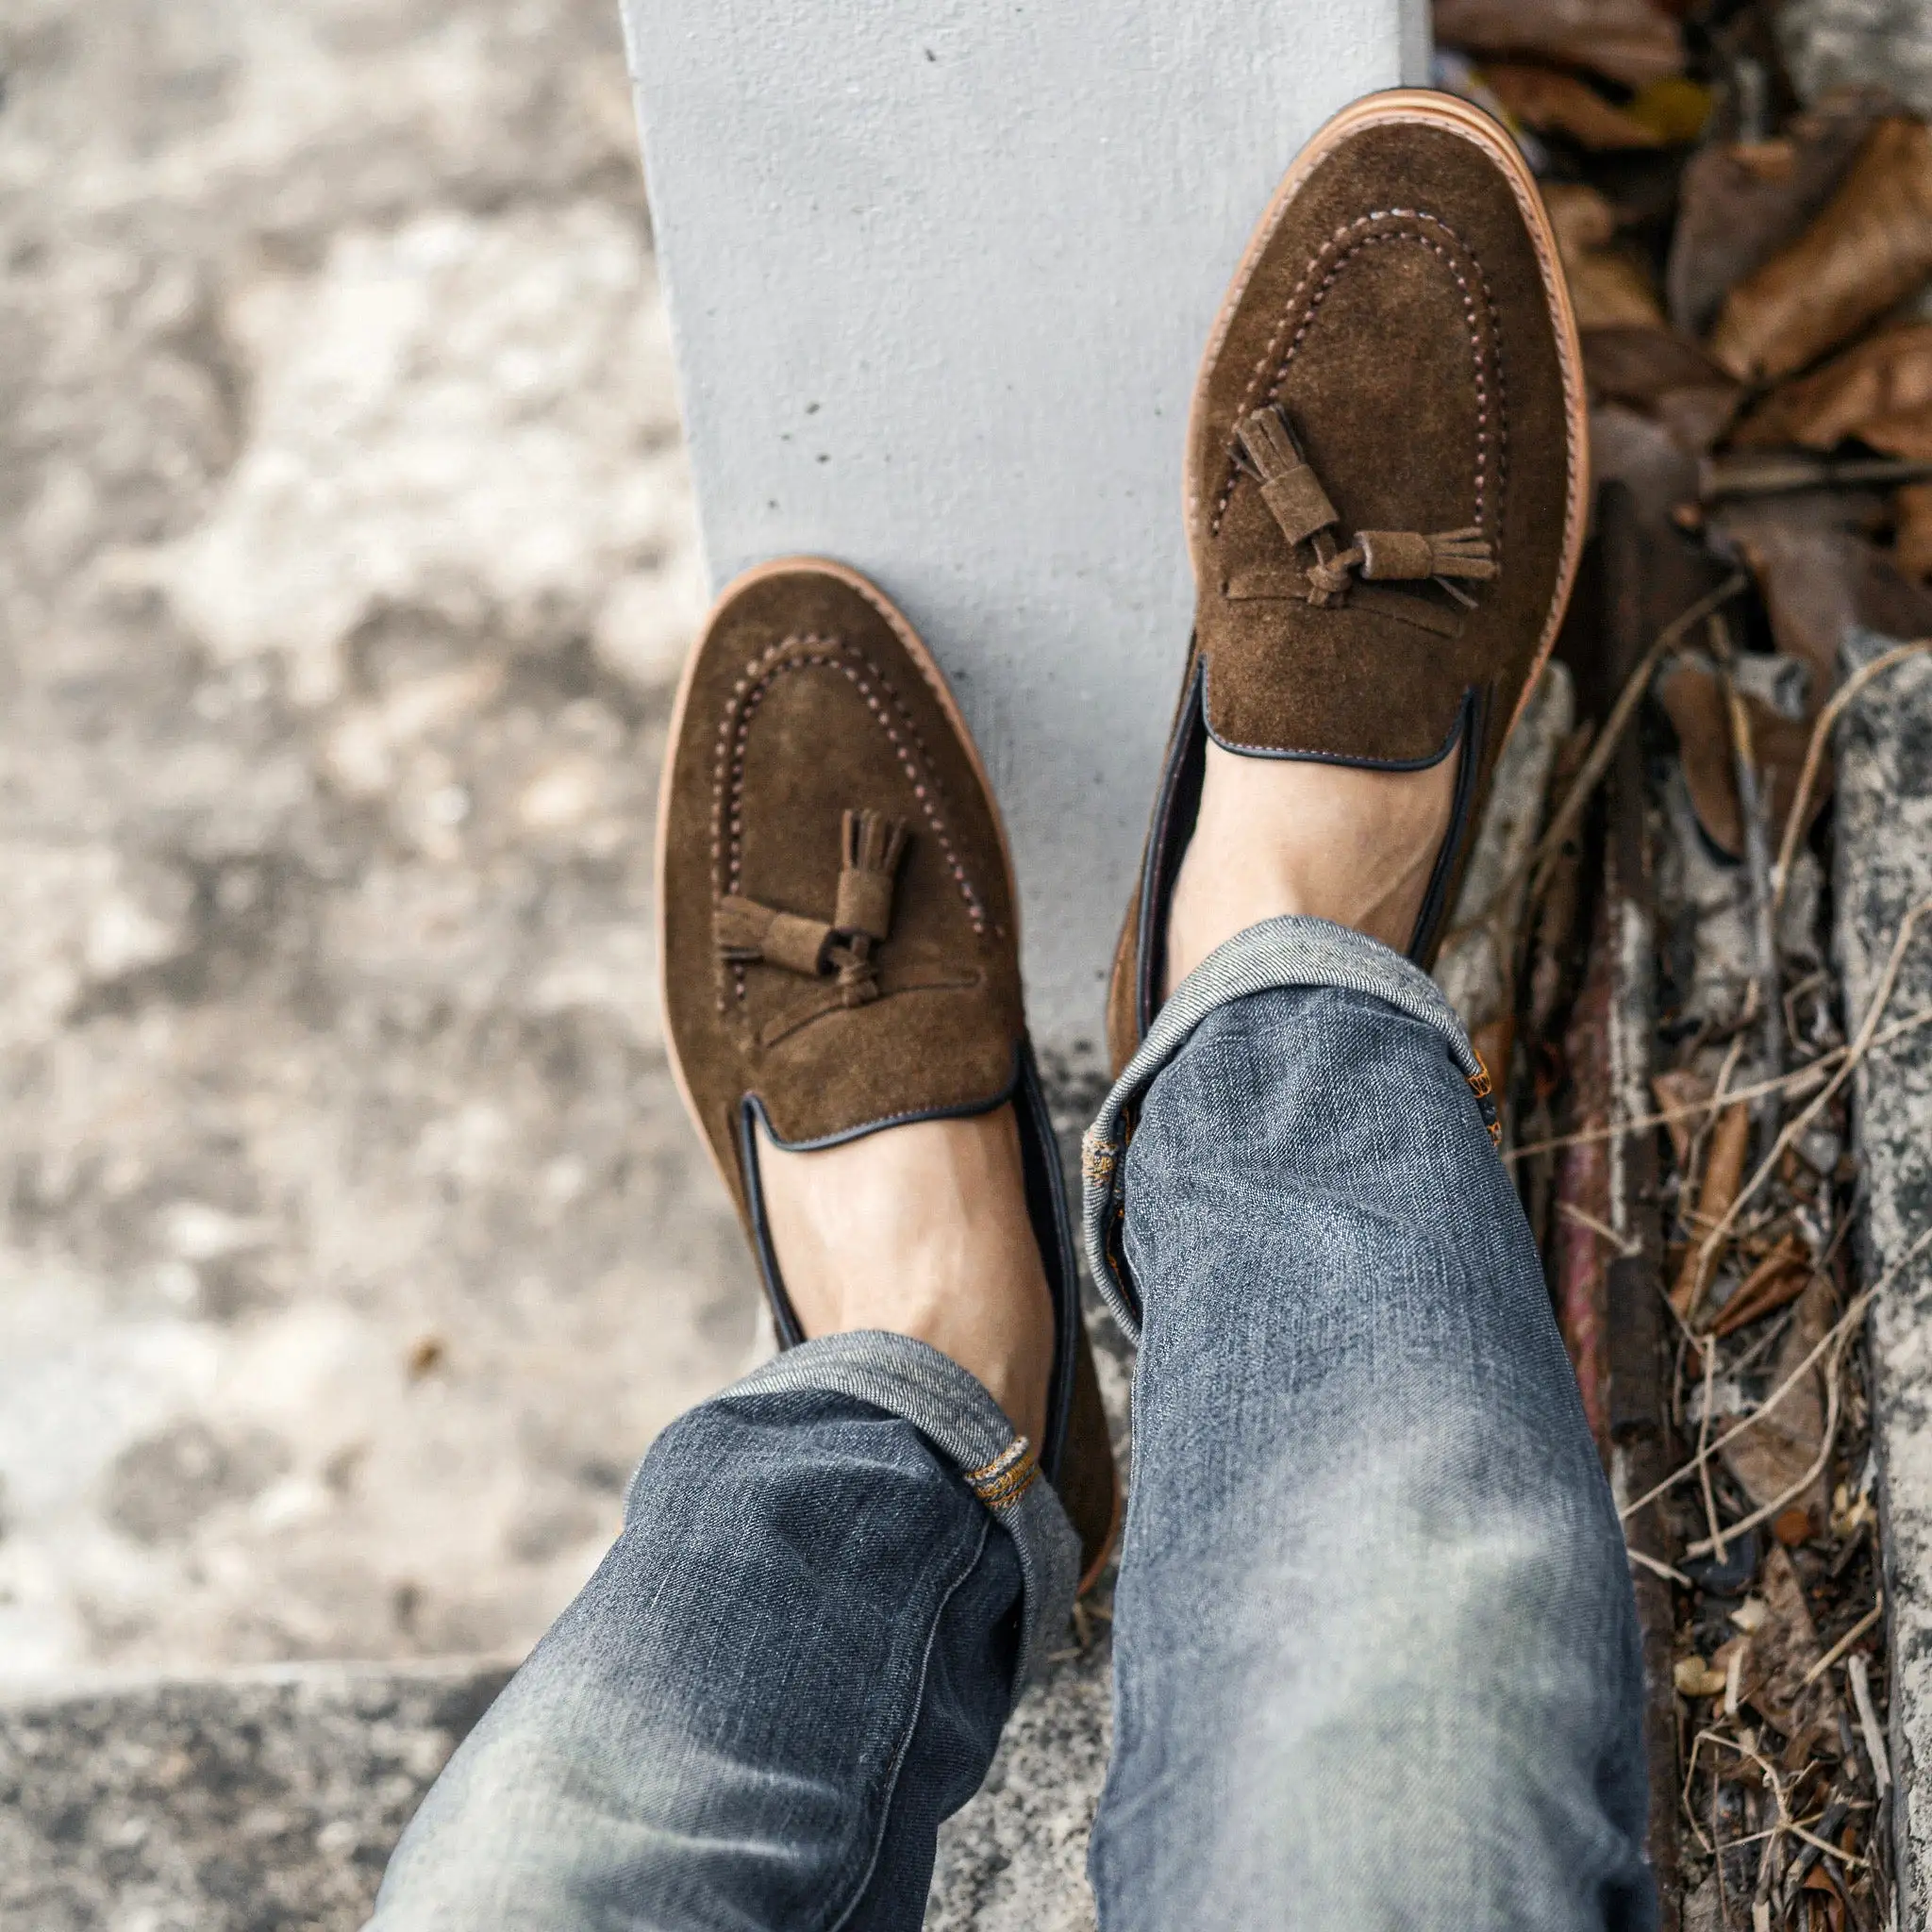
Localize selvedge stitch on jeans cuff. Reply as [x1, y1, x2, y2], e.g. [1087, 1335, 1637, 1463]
[1082, 914, 1495, 1344]
[963, 1435, 1041, 1507]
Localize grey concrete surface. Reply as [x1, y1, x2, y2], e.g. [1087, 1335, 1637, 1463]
[1835, 627, 1932, 1924]
[0, 1632, 1116, 1931]
[0, 0, 752, 1684]
[619, 0, 1431, 1056]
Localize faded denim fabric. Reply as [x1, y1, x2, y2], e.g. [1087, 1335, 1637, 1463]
[372, 915, 1653, 1931]
[370, 1332, 1071, 1931]
[1086, 917, 1654, 1931]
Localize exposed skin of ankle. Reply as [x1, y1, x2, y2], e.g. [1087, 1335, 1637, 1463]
[758, 742, 1456, 1448]
[1162, 741, 1459, 995]
[758, 1104, 1054, 1448]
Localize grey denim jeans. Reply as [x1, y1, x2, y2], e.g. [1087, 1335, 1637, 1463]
[371, 914, 1654, 1930]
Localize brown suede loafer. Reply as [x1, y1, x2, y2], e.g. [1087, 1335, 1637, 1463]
[658, 557, 1119, 1588]
[1107, 88, 1586, 1072]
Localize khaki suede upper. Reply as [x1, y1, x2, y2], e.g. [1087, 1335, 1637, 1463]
[661, 565, 1024, 1191]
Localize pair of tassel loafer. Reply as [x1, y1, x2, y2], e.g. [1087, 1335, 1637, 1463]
[656, 90, 1589, 1589]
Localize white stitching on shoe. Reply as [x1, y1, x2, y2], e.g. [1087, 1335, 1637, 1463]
[710, 634, 988, 1010]
[1208, 210, 1503, 547]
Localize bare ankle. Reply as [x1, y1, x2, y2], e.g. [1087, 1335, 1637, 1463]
[1163, 742, 1458, 994]
[755, 1108, 1054, 1446]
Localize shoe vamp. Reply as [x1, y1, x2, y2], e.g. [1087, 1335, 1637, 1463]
[1193, 123, 1573, 765]
[729, 658, 1019, 1142]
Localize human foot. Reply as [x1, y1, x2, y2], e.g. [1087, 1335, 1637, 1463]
[1161, 742, 1459, 995]
[758, 1105, 1053, 1445]
[1106, 88, 1586, 1070]
[658, 558, 1118, 1580]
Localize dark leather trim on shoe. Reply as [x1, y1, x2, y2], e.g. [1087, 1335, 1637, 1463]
[1129, 661, 1472, 1041]
[737, 1040, 1079, 1491]
[1132, 658, 1211, 1047]
[1403, 686, 1487, 966]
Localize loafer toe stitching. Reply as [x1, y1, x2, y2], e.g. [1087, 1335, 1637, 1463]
[1208, 209, 1508, 558]
[711, 632, 991, 1021]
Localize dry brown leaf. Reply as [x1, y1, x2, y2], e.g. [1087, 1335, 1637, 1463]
[1483, 63, 1664, 149]
[1658, 659, 1744, 855]
[1738, 1543, 1840, 1741]
[1568, 251, 1668, 332]
[1667, 92, 1890, 340]
[1897, 480, 1932, 578]
[1541, 180, 1619, 260]
[1735, 322, 1932, 458]
[1653, 1067, 1712, 1170]
[1713, 498, 1932, 703]
[1434, 0, 1684, 88]
[1672, 1100, 1750, 1319]
[1541, 183, 1667, 331]
[1583, 327, 1739, 454]
[1655, 660, 1818, 860]
[1657, 387, 1740, 456]
[1712, 118, 1932, 384]
[1710, 1235, 1813, 1339]
[1720, 1276, 1833, 1529]
[1582, 326, 1732, 407]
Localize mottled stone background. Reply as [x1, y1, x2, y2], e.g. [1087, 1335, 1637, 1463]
[0, 0, 752, 1683]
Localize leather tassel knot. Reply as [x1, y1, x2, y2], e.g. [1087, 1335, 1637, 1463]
[1233, 405, 1495, 611]
[716, 808, 911, 1008]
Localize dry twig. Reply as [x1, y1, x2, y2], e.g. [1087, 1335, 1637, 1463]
[1679, 896, 1932, 1316]
[1623, 1222, 1932, 1528]
[1504, 1005, 1932, 1163]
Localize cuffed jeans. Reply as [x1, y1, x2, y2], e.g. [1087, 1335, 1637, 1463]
[371, 917, 1654, 1930]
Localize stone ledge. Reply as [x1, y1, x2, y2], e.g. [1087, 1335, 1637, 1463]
[1833, 629, 1932, 1923]
[0, 1646, 1113, 1931]
[0, 1660, 511, 1932]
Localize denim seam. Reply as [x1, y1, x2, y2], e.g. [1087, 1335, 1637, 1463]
[1081, 913, 1491, 1343]
[724, 1330, 1080, 1694]
[825, 1505, 992, 1932]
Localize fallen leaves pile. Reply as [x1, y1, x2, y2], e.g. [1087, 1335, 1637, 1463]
[1431, 2, 1932, 1924]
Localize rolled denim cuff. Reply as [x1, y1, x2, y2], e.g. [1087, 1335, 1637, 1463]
[1082, 913, 1496, 1343]
[724, 1330, 1080, 1696]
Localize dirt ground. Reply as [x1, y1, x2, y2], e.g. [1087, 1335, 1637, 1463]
[0, 0, 758, 1678]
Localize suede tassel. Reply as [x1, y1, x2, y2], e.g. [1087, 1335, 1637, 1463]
[714, 895, 835, 977]
[1235, 403, 1497, 611]
[1232, 406, 1341, 549]
[836, 808, 910, 941]
[1356, 527, 1497, 583]
[716, 808, 912, 1008]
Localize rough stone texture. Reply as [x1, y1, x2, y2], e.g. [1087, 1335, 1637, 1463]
[1834, 627, 1932, 1924]
[928, 1629, 1113, 1932]
[0, 1661, 511, 1931]
[1779, 0, 1932, 117]
[0, 0, 743, 1685]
